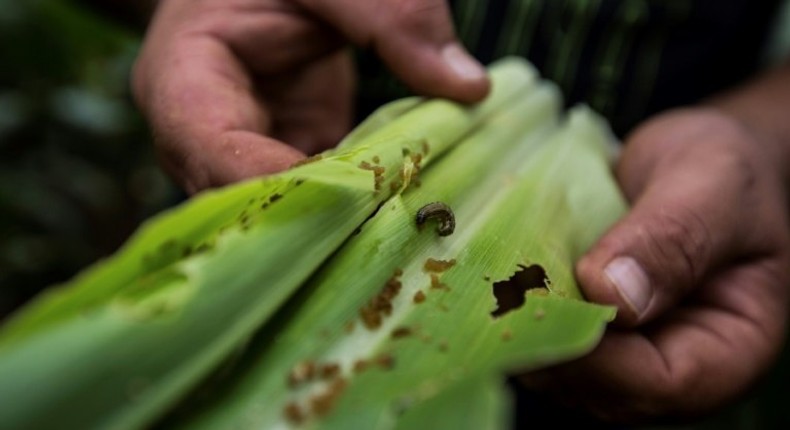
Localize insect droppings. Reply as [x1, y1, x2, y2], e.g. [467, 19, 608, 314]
[415, 202, 455, 236]
[391, 326, 413, 339]
[283, 402, 305, 424]
[309, 378, 347, 417]
[287, 361, 316, 387]
[423, 258, 456, 273]
[359, 270, 403, 329]
[319, 363, 341, 380]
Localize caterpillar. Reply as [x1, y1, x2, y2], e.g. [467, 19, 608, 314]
[415, 202, 455, 237]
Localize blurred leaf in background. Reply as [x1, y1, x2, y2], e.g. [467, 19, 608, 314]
[0, 0, 178, 319]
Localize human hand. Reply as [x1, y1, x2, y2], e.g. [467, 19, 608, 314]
[524, 108, 790, 422]
[132, 0, 489, 193]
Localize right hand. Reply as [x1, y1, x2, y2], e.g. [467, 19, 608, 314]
[132, 0, 489, 193]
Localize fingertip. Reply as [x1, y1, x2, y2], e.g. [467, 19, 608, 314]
[441, 43, 486, 81]
[439, 43, 490, 102]
[163, 131, 307, 193]
[317, 0, 490, 104]
[576, 249, 646, 327]
[210, 130, 306, 183]
[603, 257, 652, 321]
[380, 39, 490, 104]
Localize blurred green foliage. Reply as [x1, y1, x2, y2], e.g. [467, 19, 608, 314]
[0, 0, 177, 319]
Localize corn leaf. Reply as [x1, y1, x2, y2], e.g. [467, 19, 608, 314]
[0, 57, 627, 430]
[161, 97, 626, 428]
[392, 373, 511, 430]
[0, 59, 542, 430]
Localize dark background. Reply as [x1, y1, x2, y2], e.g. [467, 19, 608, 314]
[0, 0, 177, 318]
[0, 1, 786, 428]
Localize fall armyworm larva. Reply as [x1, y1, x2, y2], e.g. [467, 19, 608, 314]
[415, 202, 455, 236]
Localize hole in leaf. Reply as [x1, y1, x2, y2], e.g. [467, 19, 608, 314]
[490, 264, 548, 318]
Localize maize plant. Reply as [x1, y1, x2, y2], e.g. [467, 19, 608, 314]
[0, 58, 627, 429]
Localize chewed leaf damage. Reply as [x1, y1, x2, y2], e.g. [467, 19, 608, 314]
[490, 264, 549, 318]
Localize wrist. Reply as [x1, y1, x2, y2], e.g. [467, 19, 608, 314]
[703, 63, 790, 195]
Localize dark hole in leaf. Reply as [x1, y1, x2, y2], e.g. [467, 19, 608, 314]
[490, 264, 548, 318]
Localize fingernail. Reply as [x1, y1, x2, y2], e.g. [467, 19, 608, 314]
[604, 257, 651, 316]
[441, 43, 486, 81]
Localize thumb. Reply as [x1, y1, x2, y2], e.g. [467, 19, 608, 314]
[575, 113, 754, 327]
[296, 0, 490, 103]
[575, 197, 714, 327]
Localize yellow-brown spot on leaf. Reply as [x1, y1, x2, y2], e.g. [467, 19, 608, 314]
[410, 153, 423, 167]
[375, 354, 395, 370]
[430, 274, 450, 291]
[287, 361, 316, 388]
[359, 307, 382, 329]
[309, 378, 347, 417]
[353, 359, 369, 373]
[391, 326, 412, 339]
[319, 363, 341, 380]
[413, 290, 426, 304]
[423, 258, 456, 273]
[292, 154, 323, 167]
[360, 162, 387, 191]
[421, 140, 431, 156]
[284, 402, 305, 425]
[359, 270, 403, 330]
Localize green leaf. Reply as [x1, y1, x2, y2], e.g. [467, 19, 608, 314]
[163, 97, 625, 428]
[0, 58, 540, 430]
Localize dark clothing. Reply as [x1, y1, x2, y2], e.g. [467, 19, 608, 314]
[357, 0, 782, 137]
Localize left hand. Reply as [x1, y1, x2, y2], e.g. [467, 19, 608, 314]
[523, 107, 790, 422]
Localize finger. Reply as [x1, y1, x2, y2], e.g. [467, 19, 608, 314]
[297, 0, 490, 103]
[260, 50, 355, 156]
[194, 4, 354, 156]
[134, 34, 305, 192]
[575, 111, 764, 326]
[209, 3, 345, 74]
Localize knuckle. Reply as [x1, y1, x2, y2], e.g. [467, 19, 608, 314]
[628, 368, 698, 419]
[388, 0, 450, 35]
[644, 207, 712, 287]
